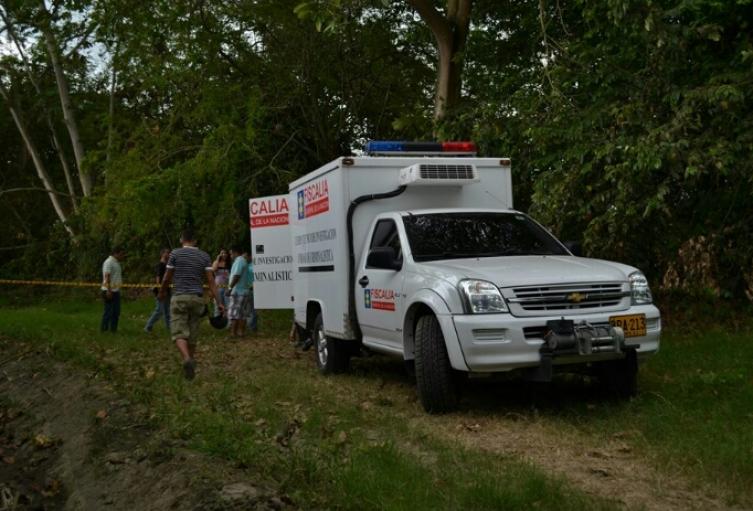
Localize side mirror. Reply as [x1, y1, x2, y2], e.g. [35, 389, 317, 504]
[367, 247, 402, 271]
[564, 241, 582, 257]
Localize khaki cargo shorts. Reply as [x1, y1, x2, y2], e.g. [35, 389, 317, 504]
[170, 294, 205, 344]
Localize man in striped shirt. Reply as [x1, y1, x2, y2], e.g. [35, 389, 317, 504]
[159, 228, 224, 380]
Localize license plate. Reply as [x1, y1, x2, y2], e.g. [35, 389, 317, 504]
[609, 314, 647, 338]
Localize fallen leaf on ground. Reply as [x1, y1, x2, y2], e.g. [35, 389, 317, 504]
[34, 434, 55, 448]
[96, 409, 108, 420]
[589, 467, 610, 477]
[42, 479, 62, 497]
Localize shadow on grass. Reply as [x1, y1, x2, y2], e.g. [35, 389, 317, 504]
[347, 352, 630, 419]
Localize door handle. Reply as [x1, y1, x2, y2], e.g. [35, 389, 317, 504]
[358, 276, 369, 288]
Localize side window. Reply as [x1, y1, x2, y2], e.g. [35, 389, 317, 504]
[368, 219, 402, 263]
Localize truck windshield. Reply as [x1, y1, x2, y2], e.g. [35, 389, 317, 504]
[403, 212, 568, 262]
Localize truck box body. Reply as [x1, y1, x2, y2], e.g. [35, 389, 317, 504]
[286, 156, 512, 339]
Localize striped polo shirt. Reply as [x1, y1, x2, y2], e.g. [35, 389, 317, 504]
[166, 246, 213, 296]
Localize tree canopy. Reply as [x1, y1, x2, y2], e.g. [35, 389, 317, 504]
[1, 0, 751, 299]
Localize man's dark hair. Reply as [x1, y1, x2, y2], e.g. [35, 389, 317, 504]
[180, 228, 196, 242]
[112, 246, 124, 255]
[231, 244, 244, 254]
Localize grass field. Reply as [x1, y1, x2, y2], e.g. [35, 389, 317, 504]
[1, 290, 751, 509]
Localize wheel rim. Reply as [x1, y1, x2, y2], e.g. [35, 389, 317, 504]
[316, 327, 328, 366]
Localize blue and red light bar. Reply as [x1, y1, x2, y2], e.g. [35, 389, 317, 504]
[365, 140, 477, 155]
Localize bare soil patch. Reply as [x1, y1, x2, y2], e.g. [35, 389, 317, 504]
[0, 344, 293, 511]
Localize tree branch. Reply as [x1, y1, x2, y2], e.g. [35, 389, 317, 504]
[0, 187, 76, 198]
[407, 0, 451, 43]
[63, 22, 96, 59]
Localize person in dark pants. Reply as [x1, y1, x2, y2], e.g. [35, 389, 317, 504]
[144, 248, 171, 333]
[101, 247, 125, 332]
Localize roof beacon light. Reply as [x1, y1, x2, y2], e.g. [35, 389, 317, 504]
[365, 140, 477, 156]
[365, 140, 405, 153]
[442, 141, 477, 153]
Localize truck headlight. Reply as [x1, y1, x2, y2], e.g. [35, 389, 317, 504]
[629, 271, 653, 305]
[459, 280, 508, 314]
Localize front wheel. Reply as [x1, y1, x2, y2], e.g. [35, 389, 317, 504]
[312, 313, 350, 374]
[414, 314, 459, 413]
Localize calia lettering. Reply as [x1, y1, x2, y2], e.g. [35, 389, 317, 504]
[250, 197, 289, 216]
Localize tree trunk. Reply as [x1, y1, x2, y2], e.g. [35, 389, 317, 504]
[106, 56, 117, 165]
[0, 85, 76, 237]
[0, 3, 79, 211]
[41, 18, 91, 197]
[408, 0, 473, 121]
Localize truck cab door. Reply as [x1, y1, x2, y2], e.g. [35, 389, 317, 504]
[357, 218, 406, 352]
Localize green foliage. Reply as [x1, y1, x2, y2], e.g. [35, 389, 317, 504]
[2, 0, 752, 298]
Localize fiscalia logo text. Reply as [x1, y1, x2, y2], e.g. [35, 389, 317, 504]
[297, 179, 330, 220]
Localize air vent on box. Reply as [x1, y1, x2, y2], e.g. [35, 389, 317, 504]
[399, 163, 479, 186]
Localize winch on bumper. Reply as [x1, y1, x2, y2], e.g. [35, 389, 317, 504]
[543, 319, 626, 357]
[529, 319, 635, 382]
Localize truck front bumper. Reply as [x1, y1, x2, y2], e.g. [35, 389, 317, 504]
[451, 305, 661, 373]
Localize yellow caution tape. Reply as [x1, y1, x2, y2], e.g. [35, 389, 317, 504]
[0, 279, 225, 289]
[0, 279, 153, 288]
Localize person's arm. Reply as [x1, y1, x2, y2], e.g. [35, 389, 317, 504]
[228, 274, 240, 293]
[102, 258, 113, 298]
[158, 268, 174, 302]
[206, 269, 224, 314]
[103, 272, 112, 299]
[212, 257, 220, 272]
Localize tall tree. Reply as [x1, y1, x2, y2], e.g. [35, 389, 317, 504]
[0, 79, 75, 236]
[37, 1, 91, 196]
[407, 0, 472, 121]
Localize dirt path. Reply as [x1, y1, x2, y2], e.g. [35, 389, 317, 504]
[0, 347, 292, 511]
[412, 408, 735, 511]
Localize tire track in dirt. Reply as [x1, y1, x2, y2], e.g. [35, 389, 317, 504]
[407, 394, 742, 511]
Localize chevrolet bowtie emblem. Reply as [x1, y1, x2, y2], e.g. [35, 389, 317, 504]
[567, 292, 586, 303]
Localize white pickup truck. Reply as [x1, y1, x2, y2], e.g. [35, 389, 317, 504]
[249, 141, 661, 413]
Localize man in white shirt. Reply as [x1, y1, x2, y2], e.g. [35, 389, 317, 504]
[101, 247, 125, 332]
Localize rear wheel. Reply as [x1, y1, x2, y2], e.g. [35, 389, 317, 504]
[415, 314, 459, 413]
[312, 313, 350, 374]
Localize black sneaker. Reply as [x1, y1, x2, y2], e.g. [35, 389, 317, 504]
[301, 337, 314, 351]
[183, 359, 196, 380]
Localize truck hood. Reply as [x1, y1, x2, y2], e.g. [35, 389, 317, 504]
[418, 255, 635, 288]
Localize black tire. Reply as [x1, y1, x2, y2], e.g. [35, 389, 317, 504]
[404, 359, 416, 378]
[414, 314, 459, 413]
[597, 350, 638, 399]
[312, 313, 350, 374]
